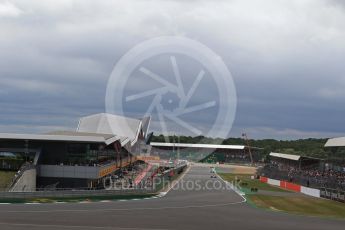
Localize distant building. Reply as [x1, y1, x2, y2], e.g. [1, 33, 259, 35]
[325, 137, 345, 148]
[0, 113, 151, 191]
[150, 142, 263, 163]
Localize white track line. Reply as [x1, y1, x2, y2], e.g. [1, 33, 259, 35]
[0, 222, 168, 230]
[214, 169, 247, 203]
[0, 166, 247, 213]
[0, 166, 245, 212]
[0, 200, 247, 213]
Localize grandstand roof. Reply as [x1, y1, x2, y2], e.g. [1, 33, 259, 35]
[46, 131, 130, 146]
[0, 113, 150, 147]
[324, 137, 345, 147]
[0, 133, 107, 143]
[77, 113, 150, 145]
[150, 142, 246, 150]
[47, 130, 115, 139]
[269, 152, 301, 161]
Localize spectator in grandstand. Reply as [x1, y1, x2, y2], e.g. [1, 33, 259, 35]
[260, 162, 345, 190]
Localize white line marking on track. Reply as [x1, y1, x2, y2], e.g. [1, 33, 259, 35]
[0, 166, 190, 206]
[0, 222, 168, 230]
[214, 169, 247, 203]
[79, 201, 91, 204]
[0, 200, 246, 213]
[0, 165, 246, 213]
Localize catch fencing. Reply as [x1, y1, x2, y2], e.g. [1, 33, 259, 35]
[320, 188, 345, 203]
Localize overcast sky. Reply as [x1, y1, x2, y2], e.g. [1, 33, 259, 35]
[0, 0, 345, 140]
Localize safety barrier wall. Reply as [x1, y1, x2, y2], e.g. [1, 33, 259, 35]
[267, 178, 280, 187]
[0, 188, 156, 200]
[280, 181, 301, 192]
[301, 186, 320, 198]
[260, 177, 268, 183]
[260, 176, 320, 198]
[153, 164, 187, 191]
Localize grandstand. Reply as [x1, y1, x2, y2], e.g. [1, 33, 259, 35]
[259, 150, 345, 193]
[325, 137, 345, 168]
[0, 113, 152, 191]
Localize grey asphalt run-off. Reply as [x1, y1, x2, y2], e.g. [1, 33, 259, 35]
[0, 166, 344, 230]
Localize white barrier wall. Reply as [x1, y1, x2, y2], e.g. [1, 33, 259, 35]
[267, 178, 280, 186]
[301, 186, 320, 198]
[39, 165, 100, 179]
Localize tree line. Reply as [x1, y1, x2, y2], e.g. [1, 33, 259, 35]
[151, 135, 345, 159]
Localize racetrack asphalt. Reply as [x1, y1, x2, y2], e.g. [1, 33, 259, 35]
[0, 165, 344, 230]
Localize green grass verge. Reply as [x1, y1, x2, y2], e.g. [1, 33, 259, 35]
[218, 173, 289, 193]
[0, 171, 15, 190]
[248, 194, 345, 219]
[219, 173, 345, 219]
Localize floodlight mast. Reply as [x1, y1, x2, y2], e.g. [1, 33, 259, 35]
[177, 134, 180, 161]
[24, 140, 29, 162]
[172, 133, 180, 162]
[242, 133, 254, 166]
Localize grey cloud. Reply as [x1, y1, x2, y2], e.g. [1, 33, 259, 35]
[0, 0, 344, 139]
